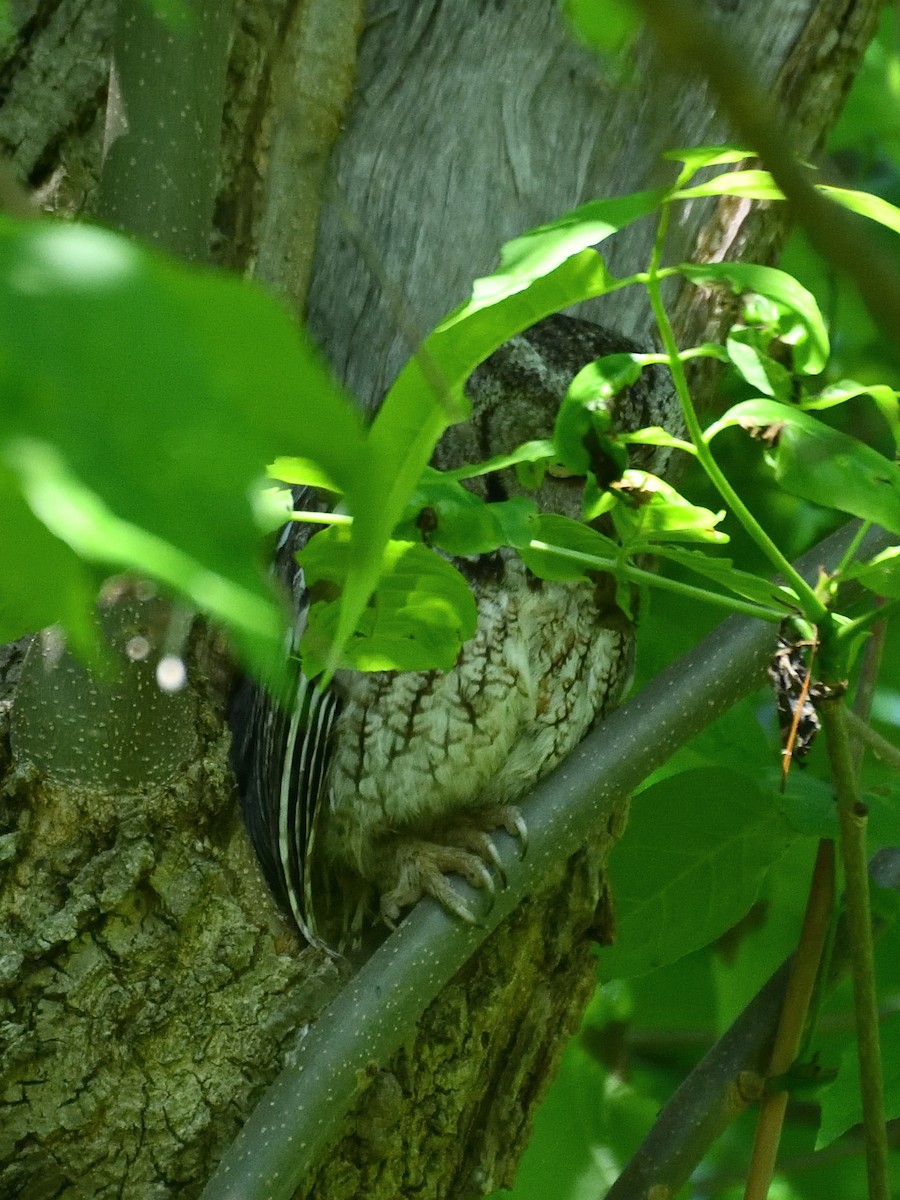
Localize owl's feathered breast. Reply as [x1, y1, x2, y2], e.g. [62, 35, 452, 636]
[323, 553, 632, 872]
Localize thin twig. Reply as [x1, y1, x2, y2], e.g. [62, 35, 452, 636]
[845, 709, 900, 773]
[821, 699, 891, 1200]
[743, 840, 835, 1200]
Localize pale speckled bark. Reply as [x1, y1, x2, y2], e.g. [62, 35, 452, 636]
[0, 2, 880, 1198]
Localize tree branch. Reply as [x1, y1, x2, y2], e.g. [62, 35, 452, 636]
[96, 0, 234, 260]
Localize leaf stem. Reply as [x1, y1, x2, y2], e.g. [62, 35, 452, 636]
[292, 510, 353, 526]
[834, 520, 874, 579]
[820, 699, 891, 1200]
[644, 206, 828, 623]
[835, 598, 900, 641]
[526, 540, 787, 621]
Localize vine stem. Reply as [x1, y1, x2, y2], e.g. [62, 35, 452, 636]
[644, 204, 828, 624]
[821, 698, 891, 1200]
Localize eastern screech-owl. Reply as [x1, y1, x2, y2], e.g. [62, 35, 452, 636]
[232, 314, 674, 949]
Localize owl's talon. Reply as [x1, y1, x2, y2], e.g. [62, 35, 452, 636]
[375, 833, 501, 929]
[474, 805, 528, 859]
[510, 813, 528, 859]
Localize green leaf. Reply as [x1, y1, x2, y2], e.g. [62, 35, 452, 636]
[397, 471, 538, 557]
[0, 216, 365, 677]
[663, 145, 753, 172]
[842, 546, 900, 599]
[599, 768, 797, 979]
[444, 438, 556, 481]
[725, 328, 793, 402]
[267, 456, 342, 493]
[779, 769, 840, 839]
[618, 425, 696, 454]
[0, 462, 98, 652]
[335, 189, 667, 676]
[802, 381, 900, 452]
[563, 0, 640, 54]
[678, 261, 829, 373]
[673, 168, 785, 201]
[818, 1011, 900, 1147]
[652, 546, 798, 610]
[466, 189, 667, 312]
[607, 471, 727, 544]
[819, 184, 900, 236]
[707, 399, 900, 534]
[10, 438, 283, 649]
[554, 354, 640, 479]
[298, 530, 478, 675]
[519, 513, 619, 582]
[252, 486, 295, 535]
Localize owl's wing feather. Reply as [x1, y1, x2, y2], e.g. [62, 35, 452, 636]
[231, 487, 341, 947]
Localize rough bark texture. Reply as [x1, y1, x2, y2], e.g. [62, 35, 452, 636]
[0, 1, 880, 1198]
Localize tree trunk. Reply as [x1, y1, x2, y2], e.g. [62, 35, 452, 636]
[0, 2, 880, 1197]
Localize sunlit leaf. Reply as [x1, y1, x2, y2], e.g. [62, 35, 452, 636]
[678, 261, 829, 373]
[725, 329, 793, 402]
[819, 184, 900, 236]
[336, 190, 666, 676]
[618, 425, 697, 454]
[652, 546, 798, 610]
[607, 471, 727, 544]
[0, 217, 365, 677]
[842, 546, 900, 599]
[10, 438, 283, 648]
[519, 514, 619, 581]
[467, 189, 666, 311]
[672, 168, 784, 201]
[802, 381, 900, 451]
[707, 399, 900, 534]
[663, 145, 753, 172]
[396, 471, 538, 557]
[444, 439, 556, 481]
[0, 462, 97, 651]
[268, 456, 342, 493]
[553, 354, 640, 479]
[298, 530, 477, 675]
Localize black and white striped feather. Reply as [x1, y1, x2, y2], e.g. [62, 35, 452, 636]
[230, 488, 340, 947]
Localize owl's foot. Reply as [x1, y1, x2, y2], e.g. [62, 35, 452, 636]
[377, 806, 527, 927]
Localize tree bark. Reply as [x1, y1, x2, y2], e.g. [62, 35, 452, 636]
[0, 2, 880, 1198]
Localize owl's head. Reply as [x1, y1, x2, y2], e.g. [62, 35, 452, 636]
[430, 314, 675, 521]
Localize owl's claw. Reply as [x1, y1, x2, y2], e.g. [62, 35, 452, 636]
[378, 843, 493, 927]
[375, 807, 529, 927]
[477, 805, 528, 859]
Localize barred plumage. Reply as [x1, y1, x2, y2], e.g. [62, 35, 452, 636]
[231, 316, 674, 949]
